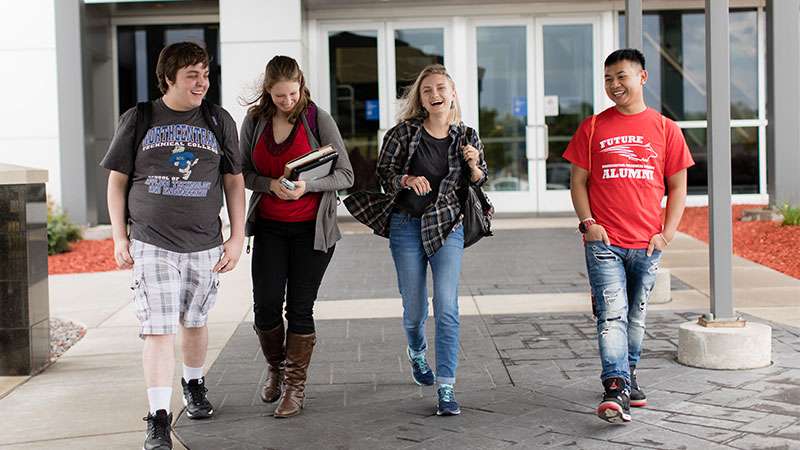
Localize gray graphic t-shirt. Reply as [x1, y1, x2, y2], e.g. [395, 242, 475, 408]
[100, 99, 241, 253]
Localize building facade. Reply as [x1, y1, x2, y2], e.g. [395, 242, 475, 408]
[2, 0, 798, 225]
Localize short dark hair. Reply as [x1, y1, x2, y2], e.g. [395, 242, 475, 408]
[155, 42, 209, 94]
[604, 48, 646, 70]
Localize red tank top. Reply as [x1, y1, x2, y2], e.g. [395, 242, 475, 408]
[252, 119, 322, 222]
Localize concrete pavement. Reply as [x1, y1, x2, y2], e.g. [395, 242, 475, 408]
[0, 217, 798, 449]
[174, 312, 800, 449]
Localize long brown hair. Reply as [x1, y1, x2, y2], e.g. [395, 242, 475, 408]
[396, 64, 461, 125]
[247, 55, 311, 123]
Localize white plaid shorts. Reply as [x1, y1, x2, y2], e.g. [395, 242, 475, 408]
[130, 239, 223, 338]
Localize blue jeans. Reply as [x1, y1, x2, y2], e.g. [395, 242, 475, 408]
[584, 241, 662, 386]
[389, 212, 464, 385]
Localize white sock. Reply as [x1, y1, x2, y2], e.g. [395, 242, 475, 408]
[147, 387, 172, 414]
[183, 364, 204, 382]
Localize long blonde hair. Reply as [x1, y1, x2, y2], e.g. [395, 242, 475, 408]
[396, 64, 462, 125]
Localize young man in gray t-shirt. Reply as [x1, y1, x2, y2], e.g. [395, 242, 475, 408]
[100, 42, 244, 450]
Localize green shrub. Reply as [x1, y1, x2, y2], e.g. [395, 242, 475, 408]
[779, 203, 800, 226]
[47, 202, 82, 255]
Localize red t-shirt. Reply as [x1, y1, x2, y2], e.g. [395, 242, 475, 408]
[563, 107, 694, 249]
[252, 119, 321, 222]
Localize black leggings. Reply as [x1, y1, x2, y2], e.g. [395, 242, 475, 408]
[251, 219, 334, 334]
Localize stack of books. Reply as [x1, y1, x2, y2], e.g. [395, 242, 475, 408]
[283, 144, 338, 181]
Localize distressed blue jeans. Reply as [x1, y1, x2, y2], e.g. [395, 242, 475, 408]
[584, 241, 662, 385]
[389, 212, 464, 385]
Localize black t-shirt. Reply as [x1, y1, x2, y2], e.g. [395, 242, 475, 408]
[395, 128, 451, 217]
[100, 99, 241, 253]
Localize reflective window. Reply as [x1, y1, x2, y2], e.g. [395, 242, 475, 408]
[619, 9, 759, 120]
[619, 9, 761, 195]
[543, 24, 594, 190]
[477, 26, 528, 192]
[117, 24, 220, 113]
[329, 31, 380, 192]
[682, 127, 759, 194]
[394, 29, 444, 98]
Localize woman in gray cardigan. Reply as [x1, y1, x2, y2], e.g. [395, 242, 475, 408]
[240, 56, 353, 418]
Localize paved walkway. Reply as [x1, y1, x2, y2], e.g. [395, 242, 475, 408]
[1, 217, 799, 449]
[175, 312, 800, 450]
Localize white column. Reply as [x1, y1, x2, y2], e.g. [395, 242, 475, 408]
[0, 1, 62, 207]
[219, 0, 304, 128]
[54, 0, 88, 224]
[766, 0, 800, 207]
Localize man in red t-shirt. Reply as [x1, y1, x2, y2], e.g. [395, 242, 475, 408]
[564, 48, 694, 424]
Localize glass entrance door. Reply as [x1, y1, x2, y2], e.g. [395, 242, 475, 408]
[471, 16, 603, 212]
[476, 25, 529, 193]
[470, 20, 536, 212]
[320, 22, 447, 194]
[534, 17, 603, 211]
[116, 24, 220, 114]
[318, 15, 606, 213]
[325, 28, 382, 192]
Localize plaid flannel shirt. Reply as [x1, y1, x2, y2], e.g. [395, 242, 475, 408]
[345, 119, 488, 256]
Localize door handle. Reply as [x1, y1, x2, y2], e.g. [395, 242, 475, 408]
[525, 124, 549, 160]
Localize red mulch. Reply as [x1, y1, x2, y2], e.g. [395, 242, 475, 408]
[48, 205, 800, 278]
[48, 239, 119, 275]
[676, 204, 800, 280]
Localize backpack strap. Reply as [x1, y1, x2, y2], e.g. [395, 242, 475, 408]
[200, 99, 225, 143]
[587, 114, 597, 173]
[200, 99, 233, 173]
[134, 101, 153, 160]
[300, 112, 320, 150]
[127, 101, 153, 222]
[300, 104, 321, 148]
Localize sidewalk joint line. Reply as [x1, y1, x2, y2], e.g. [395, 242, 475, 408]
[471, 292, 515, 387]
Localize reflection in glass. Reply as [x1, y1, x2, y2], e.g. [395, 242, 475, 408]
[329, 31, 380, 192]
[544, 24, 594, 190]
[618, 9, 758, 120]
[394, 29, 444, 98]
[682, 127, 759, 195]
[117, 24, 221, 113]
[477, 26, 527, 192]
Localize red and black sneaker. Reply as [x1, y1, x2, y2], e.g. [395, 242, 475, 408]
[629, 366, 647, 407]
[597, 377, 632, 424]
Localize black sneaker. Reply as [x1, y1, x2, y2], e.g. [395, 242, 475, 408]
[182, 377, 214, 419]
[143, 409, 172, 450]
[436, 384, 461, 416]
[407, 347, 435, 386]
[597, 377, 632, 424]
[629, 366, 647, 407]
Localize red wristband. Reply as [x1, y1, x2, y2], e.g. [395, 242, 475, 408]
[578, 218, 596, 234]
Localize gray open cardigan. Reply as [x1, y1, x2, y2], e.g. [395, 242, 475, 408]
[240, 106, 354, 252]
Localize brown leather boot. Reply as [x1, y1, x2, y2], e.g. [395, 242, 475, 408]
[253, 323, 285, 403]
[273, 332, 315, 418]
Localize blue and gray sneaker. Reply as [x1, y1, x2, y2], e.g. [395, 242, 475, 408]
[407, 347, 435, 386]
[436, 384, 461, 416]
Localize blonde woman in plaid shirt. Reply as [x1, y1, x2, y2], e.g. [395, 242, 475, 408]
[348, 64, 488, 415]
